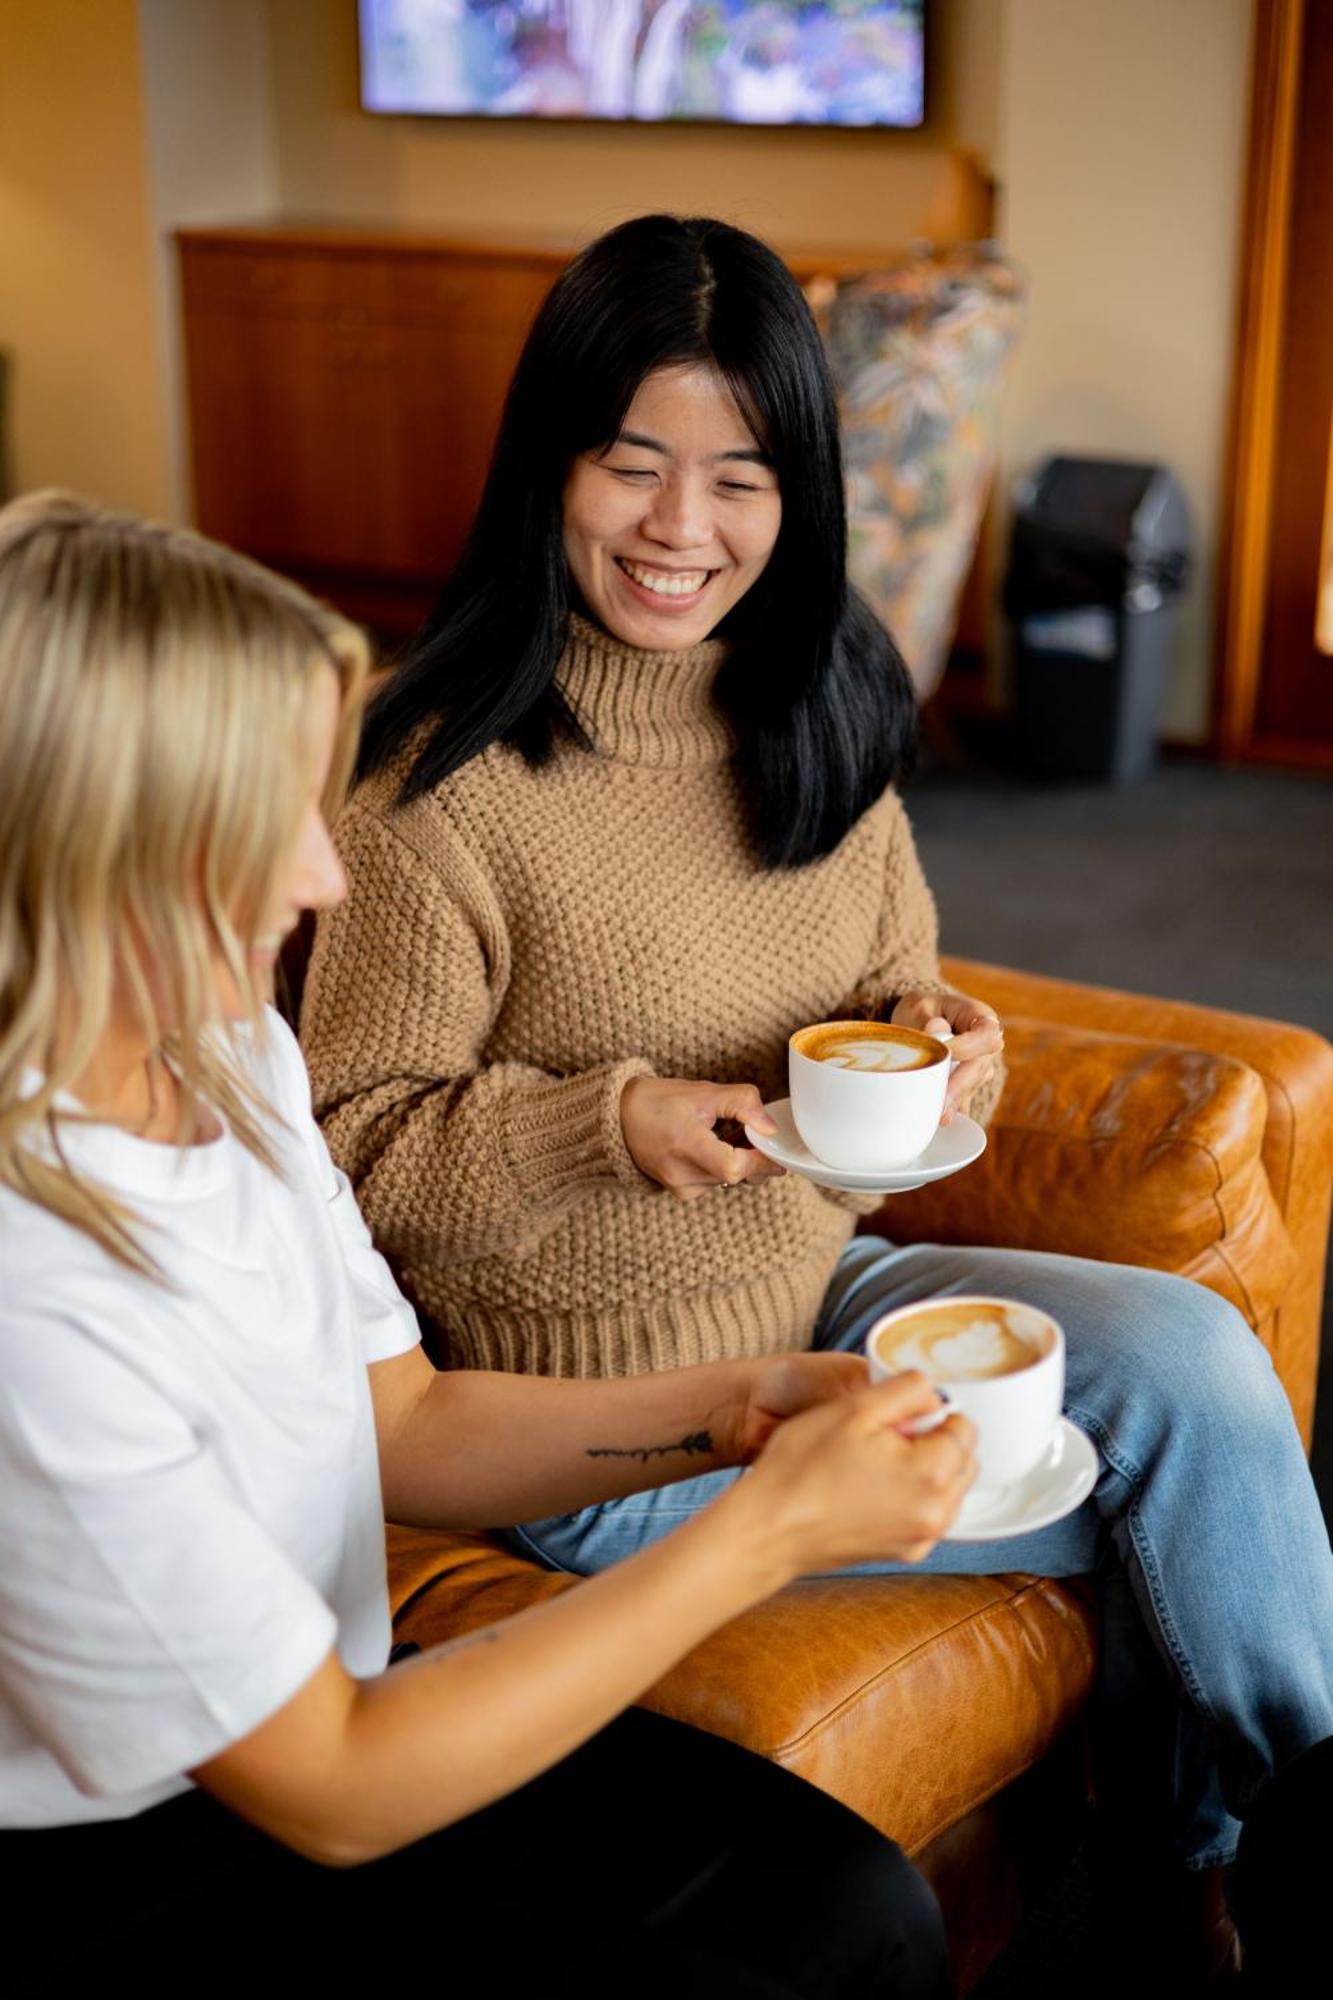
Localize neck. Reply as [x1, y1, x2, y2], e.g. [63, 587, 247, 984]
[66, 1011, 188, 1144]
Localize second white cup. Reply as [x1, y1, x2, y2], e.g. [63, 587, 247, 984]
[866, 1294, 1065, 1497]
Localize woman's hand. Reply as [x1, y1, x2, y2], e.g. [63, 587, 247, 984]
[892, 988, 1004, 1124]
[725, 1349, 870, 1463]
[727, 1371, 979, 1572]
[621, 1076, 786, 1198]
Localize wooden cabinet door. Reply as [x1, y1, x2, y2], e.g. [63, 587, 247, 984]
[181, 243, 558, 610]
[184, 307, 405, 575]
[376, 260, 556, 578]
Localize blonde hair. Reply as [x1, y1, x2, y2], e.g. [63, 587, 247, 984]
[0, 490, 369, 1273]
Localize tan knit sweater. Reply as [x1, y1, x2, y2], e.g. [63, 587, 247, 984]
[302, 616, 1002, 1379]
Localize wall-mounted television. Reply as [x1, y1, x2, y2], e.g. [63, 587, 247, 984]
[358, 1, 926, 130]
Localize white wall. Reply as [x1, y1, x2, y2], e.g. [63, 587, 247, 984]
[137, 0, 280, 516]
[993, 0, 1253, 738]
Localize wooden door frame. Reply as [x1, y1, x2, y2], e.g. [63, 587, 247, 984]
[1214, 0, 1333, 767]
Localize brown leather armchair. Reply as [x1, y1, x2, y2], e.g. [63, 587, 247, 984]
[386, 959, 1333, 1992]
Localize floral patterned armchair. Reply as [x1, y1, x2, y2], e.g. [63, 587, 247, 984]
[810, 246, 1024, 700]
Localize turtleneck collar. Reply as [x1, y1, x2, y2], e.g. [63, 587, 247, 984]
[555, 613, 734, 769]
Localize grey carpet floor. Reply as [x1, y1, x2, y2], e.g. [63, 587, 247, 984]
[905, 761, 1333, 1039]
[900, 757, 1333, 1997]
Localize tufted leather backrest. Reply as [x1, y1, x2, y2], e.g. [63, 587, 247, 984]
[905, 958, 1333, 1441]
[882, 1016, 1294, 1328]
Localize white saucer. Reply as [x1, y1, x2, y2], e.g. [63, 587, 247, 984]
[942, 1418, 1099, 1542]
[743, 1099, 986, 1193]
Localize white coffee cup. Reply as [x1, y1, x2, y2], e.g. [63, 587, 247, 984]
[788, 1020, 950, 1172]
[866, 1295, 1065, 1496]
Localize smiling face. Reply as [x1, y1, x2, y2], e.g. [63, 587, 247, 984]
[562, 363, 783, 651]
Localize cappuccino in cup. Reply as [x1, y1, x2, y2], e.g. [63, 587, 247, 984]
[867, 1296, 1064, 1496]
[875, 1299, 1046, 1382]
[796, 1023, 943, 1073]
[788, 1020, 949, 1172]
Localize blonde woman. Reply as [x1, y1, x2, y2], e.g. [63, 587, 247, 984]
[0, 492, 970, 1999]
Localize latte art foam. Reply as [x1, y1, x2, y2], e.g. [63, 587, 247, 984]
[875, 1299, 1053, 1383]
[792, 1021, 944, 1073]
[817, 1035, 932, 1072]
[887, 1316, 1037, 1381]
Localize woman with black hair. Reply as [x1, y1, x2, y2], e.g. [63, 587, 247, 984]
[302, 214, 1333, 1982]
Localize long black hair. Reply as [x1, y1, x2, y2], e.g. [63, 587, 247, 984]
[361, 214, 917, 868]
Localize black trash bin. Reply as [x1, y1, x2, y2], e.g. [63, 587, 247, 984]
[1005, 456, 1191, 783]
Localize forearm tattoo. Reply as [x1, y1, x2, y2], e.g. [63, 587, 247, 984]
[585, 1429, 715, 1465]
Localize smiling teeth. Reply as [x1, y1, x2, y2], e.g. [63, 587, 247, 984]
[620, 560, 709, 597]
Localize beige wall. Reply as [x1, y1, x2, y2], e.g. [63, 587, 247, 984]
[0, 0, 171, 517]
[265, 0, 998, 252]
[993, 0, 1252, 737]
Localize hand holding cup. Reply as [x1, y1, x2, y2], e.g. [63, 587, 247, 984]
[890, 989, 1004, 1125]
[722, 1369, 979, 1574]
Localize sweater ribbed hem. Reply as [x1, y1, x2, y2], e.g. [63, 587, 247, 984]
[433, 1240, 848, 1379]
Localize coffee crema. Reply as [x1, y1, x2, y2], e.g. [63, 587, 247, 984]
[875, 1301, 1051, 1383]
[791, 1021, 945, 1074]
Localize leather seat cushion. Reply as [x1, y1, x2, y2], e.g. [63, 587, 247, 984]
[387, 1526, 1098, 1855]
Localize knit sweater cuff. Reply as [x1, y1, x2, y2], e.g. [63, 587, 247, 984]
[499, 1059, 656, 1202]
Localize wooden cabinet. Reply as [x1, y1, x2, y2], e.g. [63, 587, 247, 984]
[177, 228, 569, 635]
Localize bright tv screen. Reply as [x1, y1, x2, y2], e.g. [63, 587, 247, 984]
[358, 1, 926, 130]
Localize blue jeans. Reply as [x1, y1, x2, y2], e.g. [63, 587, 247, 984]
[508, 1238, 1333, 1869]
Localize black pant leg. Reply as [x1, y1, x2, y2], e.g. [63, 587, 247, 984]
[5, 1791, 277, 1997]
[5, 1709, 951, 2000]
[1230, 1734, 1333, 1995]
[399, 1708, 952, 2000]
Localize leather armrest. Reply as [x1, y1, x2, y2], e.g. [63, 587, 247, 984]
[925, 960, 1333, 1439]
[941, 958, 1333, 1217]
[878, 1014, 1295, 1328]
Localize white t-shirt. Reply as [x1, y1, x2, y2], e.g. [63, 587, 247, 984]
[0, 1009, 420, 1827]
